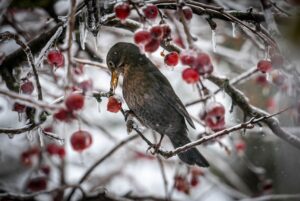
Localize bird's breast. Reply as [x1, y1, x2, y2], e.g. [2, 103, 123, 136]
[122, 72, 150, 110]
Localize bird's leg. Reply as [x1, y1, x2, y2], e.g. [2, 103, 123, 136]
[124, 110, 135, 134]
[149, 134, 164, 155]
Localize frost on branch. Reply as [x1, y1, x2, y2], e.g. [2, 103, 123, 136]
[0, 1, 300, 201]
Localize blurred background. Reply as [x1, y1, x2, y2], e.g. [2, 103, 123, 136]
[0, 0, 300, 201]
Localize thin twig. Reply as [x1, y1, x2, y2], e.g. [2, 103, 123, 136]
[0, 88, 60, 111]
[0, 185, 85, 200]
[66, 134, 139, 201]
[208, 74, 300, 149]
[66, 0, 77, 86]
[185, 67, 259, 107]
[240, 193, 300, 201]
[159, 107, 291, 158]
[157, 156, 169, 201]
[0, 123, 41, 135]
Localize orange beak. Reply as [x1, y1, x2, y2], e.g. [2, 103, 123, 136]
[110, 70, 119, 94]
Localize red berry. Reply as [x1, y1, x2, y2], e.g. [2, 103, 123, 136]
[54, 109, 75, 122]
[47, 50, 64, 67]
[164, 52, 179, 66]
[196, 53, 211, 67]
[21, 81, 34, 94]
[262, 180, 273, 192]
[174, 37, 185, 48]
[235, 140, 246, 152]
[21, 152, 32, 166]
[255, 75, 268, 86]
[142, 4, 158, 20]
[144, 38, 160, 53]
[46, 143, 66, 158]
[57, 147, 66, 158]
[180, 50, 196, 66]
[161, 24, 171, 39]
[40, 165, 51, 175]
[266, 98, 276, 112]
[134, 29, 152, 45]
[65, 93, 85, 111]
[73, 64, 84, 75]
[203, 102, 225, 132]
[206, 102, 225, 116]
[182, 6, 193, 21]
[27, 147, 40, 155]
[20, 147, 40, 166]
[114, 2, 131, 20]
[27, 177, 47, 192]
[174, 175, 189, 194]
[194, 53, 213, 75]
[257, 60, 272, 73]
[46, 143, 60, 155]
[150, 25, 163, 40]
[191, 167, 204, 177]
[13, 102, 26, 113]
[182, 68, 199, 84]
[190, 176, 199, 187]
[70, 130, 93, 152]
[107, 96, 122, 113]
[78, 79, 93, 92]
[43, 126, 53, 133]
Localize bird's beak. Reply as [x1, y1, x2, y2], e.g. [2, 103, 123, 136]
[110, 70, 119, 94]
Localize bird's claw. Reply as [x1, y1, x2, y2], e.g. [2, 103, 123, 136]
[146, 144, 161, 155]
[124, 110, 134, 121]
[126, 119, 134, 133]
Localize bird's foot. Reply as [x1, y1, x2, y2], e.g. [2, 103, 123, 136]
[126, 119, 135, 133]
[124, 110, 134, 121]
[125, 110, 135, 134]
[147, 134, 164, 155]
[147, 143, 162, 155]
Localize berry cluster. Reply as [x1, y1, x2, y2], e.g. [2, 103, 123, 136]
[134, 24, 171, 53]
[114, 3, 159, 22]
[46, 143, 66, 158]
[21, 147, 40, 166]
[54, 93, 85, 122]
[180, 50, 214, 84]
[200, 102, 225, 132]
[47, 50, 64, 68]
[174, 167, 204, 194]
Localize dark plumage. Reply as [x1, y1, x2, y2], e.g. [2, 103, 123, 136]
[106, 42, 209, 167]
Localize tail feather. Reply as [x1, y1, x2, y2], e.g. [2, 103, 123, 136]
[169, 134, 209, 167]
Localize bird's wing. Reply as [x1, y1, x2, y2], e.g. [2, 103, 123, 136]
[149, 68, 196, 129]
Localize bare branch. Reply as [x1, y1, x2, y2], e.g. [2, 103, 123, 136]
[0, 122, 41, 135]
[66, 0, 77, 85]
[0, 185, 85, 200]
[208, 75, 300, 149]
[185, 67, 259, 107]
[0, 88, 60, 111]
[240, 193, 300, 201]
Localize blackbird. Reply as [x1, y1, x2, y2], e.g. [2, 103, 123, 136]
[106, 42, 209, 167]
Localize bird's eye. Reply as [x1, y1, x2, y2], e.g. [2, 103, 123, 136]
[108, 61, 115, 69]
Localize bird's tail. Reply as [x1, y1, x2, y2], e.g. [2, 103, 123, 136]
[169, 134, 209, 167]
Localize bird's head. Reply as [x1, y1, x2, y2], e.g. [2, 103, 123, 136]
[106, 42, 141, 93]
